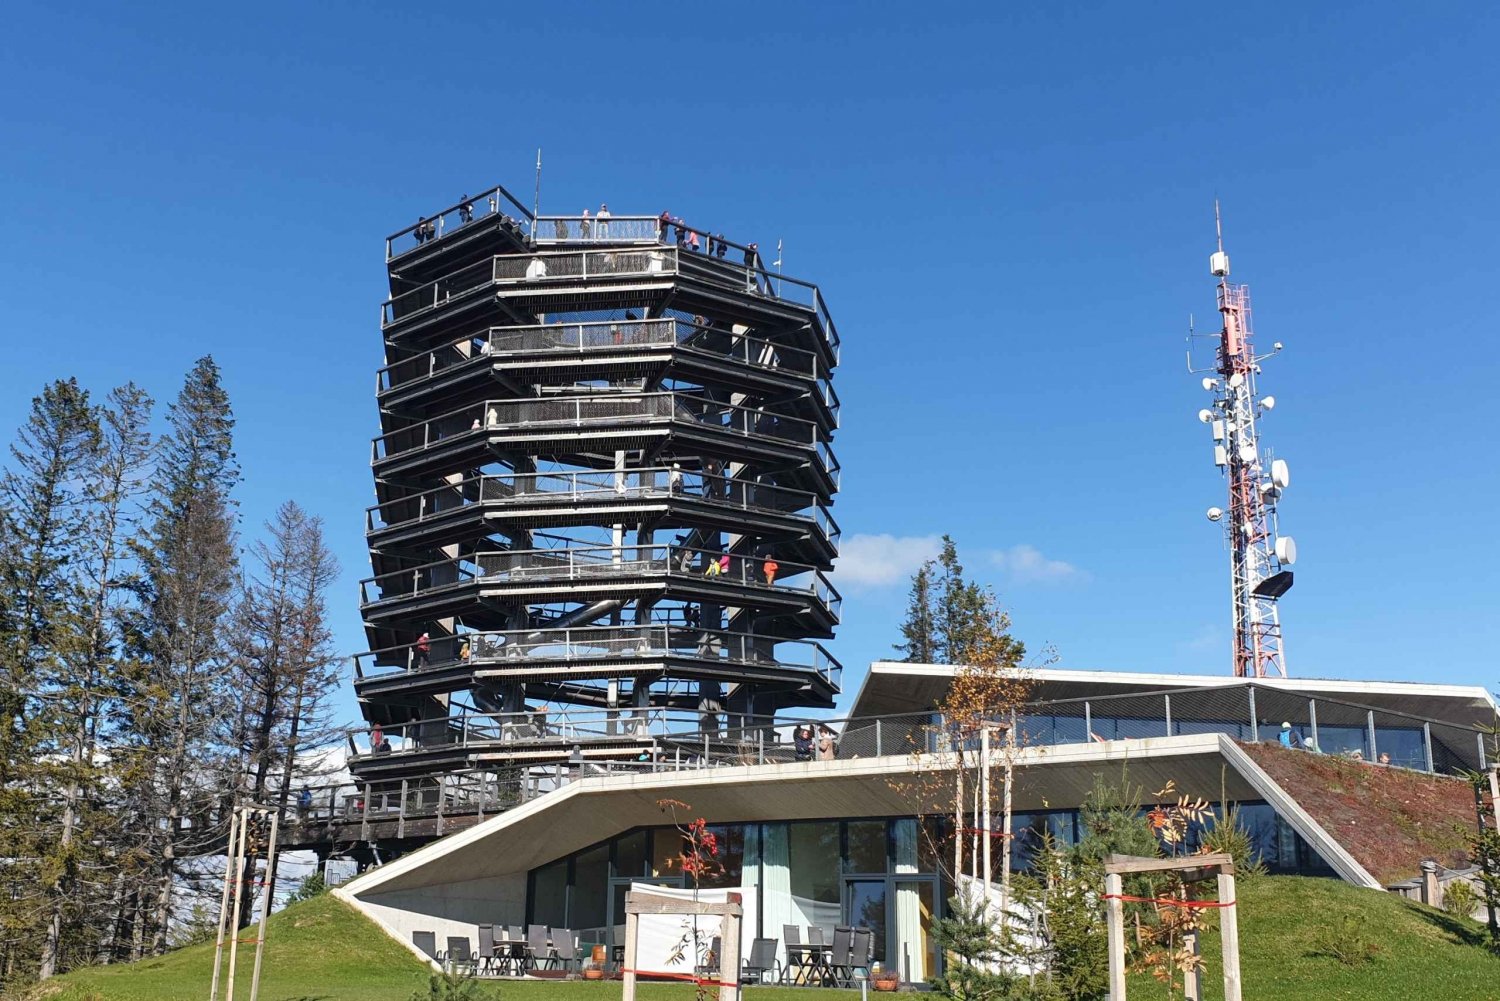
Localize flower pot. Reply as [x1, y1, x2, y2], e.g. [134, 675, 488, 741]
[583, 968, 604, 981]
[873, 975, 900, 992]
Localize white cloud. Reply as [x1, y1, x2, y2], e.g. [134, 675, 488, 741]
[834, 533, 942, 588]
[1178, 624, 1223, 654]
[987, 544, 1087, 584]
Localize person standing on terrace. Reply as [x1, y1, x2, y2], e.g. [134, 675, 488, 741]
[580, 207, 591, 239]
[687, 229, 701, 253]
[459, 195, 473, 223]
[660, 210, 672, 241]
[715, 234, 727, 259]
[414, 631, 431, 670]
[597, 203, 611, 239]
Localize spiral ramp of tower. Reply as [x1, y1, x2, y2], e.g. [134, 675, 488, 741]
[351, 191, 843, 785]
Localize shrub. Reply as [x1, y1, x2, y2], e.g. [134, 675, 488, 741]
[1201, 807, 1266, 881]
[1309, 914, 1382, 966]
[1442, 878, 1479, 919]
[287, 871, 328, 904]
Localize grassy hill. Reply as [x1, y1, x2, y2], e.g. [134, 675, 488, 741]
[22, 876, 1500, 1001]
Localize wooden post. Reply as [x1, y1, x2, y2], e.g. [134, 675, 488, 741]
[1182, 926, 1201, 1001]
[718, 902, 742, 1001]
[209, 808, 243, 1001]
[1217, 871, 1242, 1001]
[980, 727, 992, 896]
[1105, 872, 1126, 1001]
[621, 909, 639, 1001]
[1489, 766, 1499, 836]
[247, 811, 278, 1001]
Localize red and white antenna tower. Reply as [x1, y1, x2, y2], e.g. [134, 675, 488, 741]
[1189, 204, 1297, 678]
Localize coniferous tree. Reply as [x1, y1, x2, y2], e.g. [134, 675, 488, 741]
[0, 379, 100, 981]
[895, 562, 936, 662]
[122, 357, 240, 954]
[37, 384, 154, 979]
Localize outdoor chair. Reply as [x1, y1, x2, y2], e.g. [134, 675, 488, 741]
[499, 925, 526, 975]
[849, 928, 873, 982]
[476, 924, 498, 975]
[782, 924, 808, 984]
[551, 928, 580, 974]
[830, 926, 854, 987]
[741, 937, 781, 985]
[696, 935, 722, 979]
[444, 936, 476, 976]
[806, 926, 831, 984]
[412, 930, 438, 960]
[526, 923, 553, 970]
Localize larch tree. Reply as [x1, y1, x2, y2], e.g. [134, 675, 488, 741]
[123, 356, 240, 954]
[228, 500, 342, 924]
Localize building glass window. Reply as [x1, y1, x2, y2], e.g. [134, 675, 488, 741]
[846, 820, 888, 874]
[615, 829, 648, 879]
[650, 826, 685, 878]
[531, 859, 568, 928]
[573, 844, 609, 933]
[700, 824, 747, 888]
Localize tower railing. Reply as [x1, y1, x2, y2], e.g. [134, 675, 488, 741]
[385, 183, 534, 260]
[366, 468, 839, 548]
[533, 215, 662, 244]
[379, 250, 840, 363]
[376, 318, 825, 394]
[358, 543, 842, 618]
[351, 625, 842, 686]
[370, 393, 829, 463]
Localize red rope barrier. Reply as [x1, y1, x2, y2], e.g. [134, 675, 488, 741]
[620, 969, 736, 988]
[1102, 894, 1236, 909]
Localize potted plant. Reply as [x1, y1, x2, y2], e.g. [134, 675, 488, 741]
[871, 962, 900, 992]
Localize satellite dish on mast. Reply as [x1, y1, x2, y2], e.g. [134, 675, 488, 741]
[1239, 444, 1258, 463]
[1206, 507, 1223, 522]
[1271, 459, 1290, 489]
[1275, 536, 1298, 565]
[1198, 408, 1214, 423]
[1229, 372, 1245, 388]
[1202, 377, 1219, 392]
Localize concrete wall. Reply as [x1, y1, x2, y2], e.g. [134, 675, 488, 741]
[353, 871, 527, 955]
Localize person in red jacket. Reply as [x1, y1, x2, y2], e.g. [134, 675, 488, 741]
[414, 631, 431, 670]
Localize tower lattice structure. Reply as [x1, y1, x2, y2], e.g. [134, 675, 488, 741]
[352, 188, 843, 790]
[1196, 213, 1296, 678]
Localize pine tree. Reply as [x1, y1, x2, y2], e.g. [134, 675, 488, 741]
[896, 562, 937, 662]
[122, 357, 240, 954]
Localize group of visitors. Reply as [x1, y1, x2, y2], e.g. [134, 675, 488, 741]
[579, 204, 611, 239]
[699, 552, 779, 585]
[1278, 721, 1394, 765]
[793, 724, 837, 761]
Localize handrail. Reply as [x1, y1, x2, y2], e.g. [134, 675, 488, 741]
[386, 183, 534, 260]
[375, 318, 824, 395]
[358, 543, 841, 617]
[351, 625, 842, 682]
[380, 249, 681, 329]
[365, 468, 837, 545]
[368, 392, 825, 464]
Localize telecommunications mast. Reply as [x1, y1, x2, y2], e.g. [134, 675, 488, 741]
[1189, 204, 1296, 678]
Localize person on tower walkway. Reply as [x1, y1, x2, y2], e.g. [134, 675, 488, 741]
[414, 631, 431, 670]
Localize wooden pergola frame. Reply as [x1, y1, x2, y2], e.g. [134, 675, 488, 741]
[621, 889, 744, 1001]
[1103, 852, 1240, 1001]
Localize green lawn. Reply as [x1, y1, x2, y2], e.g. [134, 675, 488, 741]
[24, 876, 1500, 1001]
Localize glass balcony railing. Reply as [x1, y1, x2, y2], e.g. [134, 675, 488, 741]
[358, 543, 842, 620]
[353, 625, 842, 688]
[376, 319, 826, 395]
[366, 468, 839, 549]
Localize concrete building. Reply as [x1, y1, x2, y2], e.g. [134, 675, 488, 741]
[334, 661, 1498, 982]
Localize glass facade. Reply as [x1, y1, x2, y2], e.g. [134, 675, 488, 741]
[524, 803, 1334, 981]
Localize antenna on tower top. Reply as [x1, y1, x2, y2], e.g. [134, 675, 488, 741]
[1214, 199, 1224, 254]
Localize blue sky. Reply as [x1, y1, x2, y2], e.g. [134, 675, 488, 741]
[2, 1, 1496, 722]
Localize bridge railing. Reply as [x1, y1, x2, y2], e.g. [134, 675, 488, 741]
[297, 689, 1495, 841]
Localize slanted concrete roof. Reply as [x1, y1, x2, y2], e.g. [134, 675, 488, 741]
[849, 662, 1498, 729]
[338, 732, 1376, 901]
